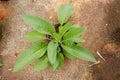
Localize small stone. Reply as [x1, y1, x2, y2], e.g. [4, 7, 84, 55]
[105, 24, 108, 26]
[8, 68, 12, 71]
[49, 16, 52, 19]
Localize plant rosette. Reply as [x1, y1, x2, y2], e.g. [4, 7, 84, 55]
[13, 3, 97, 72]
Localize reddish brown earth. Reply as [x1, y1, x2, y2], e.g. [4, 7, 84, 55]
[0, 3, 7, 20]
[0, 0, 120, 80]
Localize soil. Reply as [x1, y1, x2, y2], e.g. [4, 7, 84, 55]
[0, 0, 120, 80]
[0, 3, 7, 20]
[0, 25, 2, 41]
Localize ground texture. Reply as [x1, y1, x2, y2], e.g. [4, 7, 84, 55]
[0, 0, 120, 80]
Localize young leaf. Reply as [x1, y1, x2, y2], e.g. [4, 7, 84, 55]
[34, 55, 48, 71]
[59, 22, 73, 37]
[22, 15, 56, 35]
[63, 50, 77, 60]
[13, 42, 47, 72]
[53, 33, 61, 42]
[63, 27, 86, 40]
[25, 30, 46, 42]
[61, 44, 96, 62]
[57, 3, 74, 25]
[50, 53, 64, 71]
[47, 40, 58, 64]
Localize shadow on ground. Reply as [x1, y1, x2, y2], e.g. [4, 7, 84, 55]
[0, 24, 3, 78]
[92, 0, 120, 80]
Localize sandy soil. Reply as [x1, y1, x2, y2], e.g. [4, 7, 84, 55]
[0, 0, 120, 80]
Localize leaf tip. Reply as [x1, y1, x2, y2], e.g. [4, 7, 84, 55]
[13, 67, 18, 72]
[21, 14, 32, 21]
[92, 58, 97, 63]
[21, 15, 27, 19]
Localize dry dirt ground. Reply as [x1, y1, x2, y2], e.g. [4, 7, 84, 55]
[0, 0, 120, 80]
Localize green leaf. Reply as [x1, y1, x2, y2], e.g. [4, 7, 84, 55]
[63, 40, 74, 47]
[13, 42, 47, 72]
[70, 38, 85, 43]
[50, 53, 64, 71]
[0, 63, 3, 67]
[61, 44, 96, 62]
[25, 30, 46, 42]
[64, 27, 86, 40]
[22, 15, 56, 35]
[57, 3, 74, 25]
[57, 47, 61, 53]
[50, 56, 59, 71]
[59, 22, 73, 37]
[72, 24, 80, 28]
[63, 50, 77, 60]
[34, 55, 48, 71]
[47, 40, 58, 64]
[57, 53, 64, 69]
[53, 33, 61, 42]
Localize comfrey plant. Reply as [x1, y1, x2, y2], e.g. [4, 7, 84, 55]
[13, 3, 96, 72]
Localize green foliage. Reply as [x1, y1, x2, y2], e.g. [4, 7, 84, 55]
[50, 53, 64, 71]
[63, 50, 77, 60]
[59, 22, 73, 37]
[57, 3, 74, 25]
[0, 63, 3, 67]
[62, 44, 96, 62]
[25, 30, 46, 42]
[34, 55, 48, 71]
[63, 26, 86, 40]
[22, 15, 56, 35]
[13, 42, 47, 72]
[13, 3, 97, 72]
[47, 40, 58, 64]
